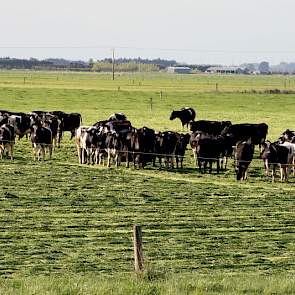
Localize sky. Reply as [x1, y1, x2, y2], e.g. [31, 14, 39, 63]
[1, 0, 295, 65]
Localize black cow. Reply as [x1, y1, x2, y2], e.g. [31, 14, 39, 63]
[135, 127, 156, 168]
[30, 124, 53, 161]
[175, 133, 190, 169]
[222, 123, 268, 147]
[156, 131, 178, 169]
[170, 107, 196, 128]
[190, 120, 232, 136]
[0, 124, 15, 160]
[196, 136, 223, 174]
[58, 112, 82, 144]
[260, 141, 294, 182]
[235, 139, 255, 181]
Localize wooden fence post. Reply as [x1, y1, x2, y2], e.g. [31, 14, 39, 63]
[150, 97, 153, 112]
[133, 225, 144, 273]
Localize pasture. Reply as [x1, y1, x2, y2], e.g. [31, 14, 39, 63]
[1, 71, 295, 294]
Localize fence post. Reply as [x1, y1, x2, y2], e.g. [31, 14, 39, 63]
[150, 97, 153, 112]
[160, 91, 163, 100]
[215, 83, 218, 92]
[133, 225, 144, 273]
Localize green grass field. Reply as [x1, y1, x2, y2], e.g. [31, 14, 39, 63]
[1, 71, 295, 294]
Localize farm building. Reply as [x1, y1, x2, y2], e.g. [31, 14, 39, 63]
[206, 66, 248, 74]
[167, 66, 191, 74]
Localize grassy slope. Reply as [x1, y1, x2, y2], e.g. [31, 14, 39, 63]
[0, 71, 295, 294]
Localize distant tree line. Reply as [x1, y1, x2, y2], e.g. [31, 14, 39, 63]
[0, 57, 177, 72]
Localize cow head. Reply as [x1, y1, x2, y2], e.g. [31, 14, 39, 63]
[169, 111, 177, 120]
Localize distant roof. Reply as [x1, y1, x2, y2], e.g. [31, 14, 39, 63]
[206, 66, 246, 71]
[168, 66, 191, 70]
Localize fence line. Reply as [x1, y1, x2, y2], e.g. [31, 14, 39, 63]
[1, 137, 295, 167]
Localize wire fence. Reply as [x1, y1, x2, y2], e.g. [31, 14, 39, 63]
[1, 136, 295, 170]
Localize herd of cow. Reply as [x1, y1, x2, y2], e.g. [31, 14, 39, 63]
[0, 110, 81, 160]
[1, 107, 295, 182]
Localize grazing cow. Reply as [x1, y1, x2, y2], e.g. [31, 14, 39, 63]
[170, 107, 196, 128]
[109, 113, 127, 121]
[260, 141, 294, 182]
[175, 133, 190, 169]
[190, 120, 232, 136]
[235, 139, 255, 181]
[222, 123, 268, 148]
[30, 124, 53, 161]
[0, 124, 15, 160]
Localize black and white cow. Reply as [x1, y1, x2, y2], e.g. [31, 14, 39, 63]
[30, 123, 53, 161]
[8, 113, 32, 139]
[170, 107, 196, 128]
[108, 113, 127, 121]
[235, 139, 255, 181]
[260, 141, 294, 182]
[0, 124, 15, 160]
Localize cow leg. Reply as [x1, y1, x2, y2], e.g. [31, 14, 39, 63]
[8, 144, 13, 160]
[209, 161, 213, 174]
[76, 146, 81, 164]
[279, 166, 284, 182]
[264, 159, 269, 176]
[33, 145, 37, 161]
[37, 147, 41, 161]
[244, 169, 248, 180]
[70, 130, 75, 140]
[216, 160, 220, 174]
[41, 146, 45, 161]
[285, 166, 289, 182]
[48, 145, 52, 160]
[115, 153, 119, 168]
[272, 166, 276, 183]
[0, 145, 4, 160]
[171, 156, 175, 169]
[126, 151, 129, 168]
[198, 159, 202, 173]
[107, 150, 111, 168]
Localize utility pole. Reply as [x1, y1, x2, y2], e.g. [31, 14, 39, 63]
[112, 48, 115, 81]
